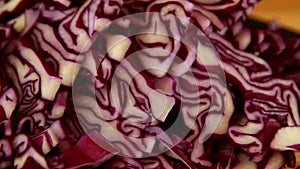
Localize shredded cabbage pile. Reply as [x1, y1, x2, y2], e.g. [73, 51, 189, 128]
[0, 0, 300, 168]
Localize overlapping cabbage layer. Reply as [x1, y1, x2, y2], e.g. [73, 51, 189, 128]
[0, 0, 300, 168]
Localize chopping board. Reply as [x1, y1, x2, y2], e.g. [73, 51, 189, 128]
[250, 0, 300, 33]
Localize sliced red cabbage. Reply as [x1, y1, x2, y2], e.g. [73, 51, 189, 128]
[0, 0, 300, 168]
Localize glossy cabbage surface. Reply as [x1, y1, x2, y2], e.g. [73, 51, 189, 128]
[0, 0, 300, 169]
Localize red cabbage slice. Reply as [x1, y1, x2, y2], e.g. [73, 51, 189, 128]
[60, 131, 119, 168]
[0, 0, 300, 168]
